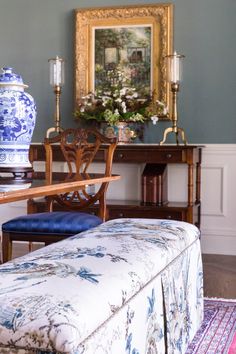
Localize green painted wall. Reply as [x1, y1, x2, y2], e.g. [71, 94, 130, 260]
[0, 0, 235, 143]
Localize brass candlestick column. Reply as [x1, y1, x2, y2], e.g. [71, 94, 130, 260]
[47, 56, 65, 138]
[160, 52, 187, 145]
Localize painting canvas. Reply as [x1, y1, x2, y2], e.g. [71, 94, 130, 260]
[93, 25, 152, 96]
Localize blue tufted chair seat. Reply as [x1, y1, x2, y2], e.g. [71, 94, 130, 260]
[2, 211, 102, 236]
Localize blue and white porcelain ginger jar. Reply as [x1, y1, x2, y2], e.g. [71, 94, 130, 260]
[0, 67, 36, 172]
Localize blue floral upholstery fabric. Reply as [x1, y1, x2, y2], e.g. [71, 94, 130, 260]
[0, 218, 203, 354]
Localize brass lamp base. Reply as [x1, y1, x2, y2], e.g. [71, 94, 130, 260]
[46, 85, 63, 138]
[160, 126, 187, 145]
[160, 81, 187, 145]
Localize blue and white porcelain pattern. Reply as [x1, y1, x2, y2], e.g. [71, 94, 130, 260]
[0, 218, 203, 354]
[0, 67, 36, 169]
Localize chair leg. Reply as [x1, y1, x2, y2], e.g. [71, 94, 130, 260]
[28, 242, 33, 252]
[99, 195, 107, 222]
[2, 232, 13, 263]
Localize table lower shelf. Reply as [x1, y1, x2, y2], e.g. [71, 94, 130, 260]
[95, 200, 200, 227]
[30, 199, 201, 227]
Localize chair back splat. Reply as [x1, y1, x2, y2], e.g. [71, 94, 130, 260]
[1, 128, 117, 263]
[44, 128, 117, 220]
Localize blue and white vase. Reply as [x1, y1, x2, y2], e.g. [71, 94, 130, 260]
[0, 67, 36, 172]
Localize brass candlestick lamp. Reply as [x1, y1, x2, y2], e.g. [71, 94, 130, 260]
[46, 56, 65, 137]
[160, 52, 187, 145]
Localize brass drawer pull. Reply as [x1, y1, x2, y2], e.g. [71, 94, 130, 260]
[118, 153, 124, 159]
[118, 212, 124, 217]
[166, 153, 172, 159]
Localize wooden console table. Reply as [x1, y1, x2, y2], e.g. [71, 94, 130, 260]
[30, 144, 202, 227]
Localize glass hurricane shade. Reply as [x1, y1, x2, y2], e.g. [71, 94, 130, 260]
[165, 52, 185, 83]
[49, 56, 65, 86]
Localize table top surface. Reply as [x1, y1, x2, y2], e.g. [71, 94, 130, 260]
[0, 173, 120, 204]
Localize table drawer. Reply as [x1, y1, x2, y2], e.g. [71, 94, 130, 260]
[113, 149, 184, 163]
[108, 208, 185, 221]
[154, 150, 184, 163]
[113, 150, 141, 162]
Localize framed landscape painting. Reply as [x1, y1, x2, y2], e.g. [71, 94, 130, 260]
[75, 4, 173, 120]
[94, 25, 152, 97]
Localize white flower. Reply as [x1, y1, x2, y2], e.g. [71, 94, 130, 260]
[121, 101, 127, 113]
[102, 96, 110, 101]
[156, 100, 168, 115]
[101, 96, 110, 107]
[151, 115, 159, 125]
[120, 87, 128, 96]
[163, 107, 168, 115]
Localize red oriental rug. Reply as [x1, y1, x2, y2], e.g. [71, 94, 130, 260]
[186, 298, 236, 354]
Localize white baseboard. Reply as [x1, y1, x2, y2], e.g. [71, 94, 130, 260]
[200, 228, 236, 255]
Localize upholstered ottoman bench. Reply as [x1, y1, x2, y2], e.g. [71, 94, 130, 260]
[0, 218, 203, 354]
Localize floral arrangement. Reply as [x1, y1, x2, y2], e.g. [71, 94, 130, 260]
[74, 87, 167, 126]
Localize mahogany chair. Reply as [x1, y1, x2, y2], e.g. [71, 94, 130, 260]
[2, 128, 117, 263]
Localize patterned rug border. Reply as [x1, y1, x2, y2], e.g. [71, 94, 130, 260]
[186, 296, 236, 354]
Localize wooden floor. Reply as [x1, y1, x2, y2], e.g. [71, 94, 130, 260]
[1, 243, 236, 299]
[202, 253, 236, 299]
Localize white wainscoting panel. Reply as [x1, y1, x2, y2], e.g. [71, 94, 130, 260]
[201, 165, 227, 217]
[200, 144, 236, 255]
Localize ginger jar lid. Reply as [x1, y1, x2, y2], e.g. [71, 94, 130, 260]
[0, 67, 28, 88]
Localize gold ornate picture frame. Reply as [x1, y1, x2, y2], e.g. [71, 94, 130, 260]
[75, 4, 173, 120]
